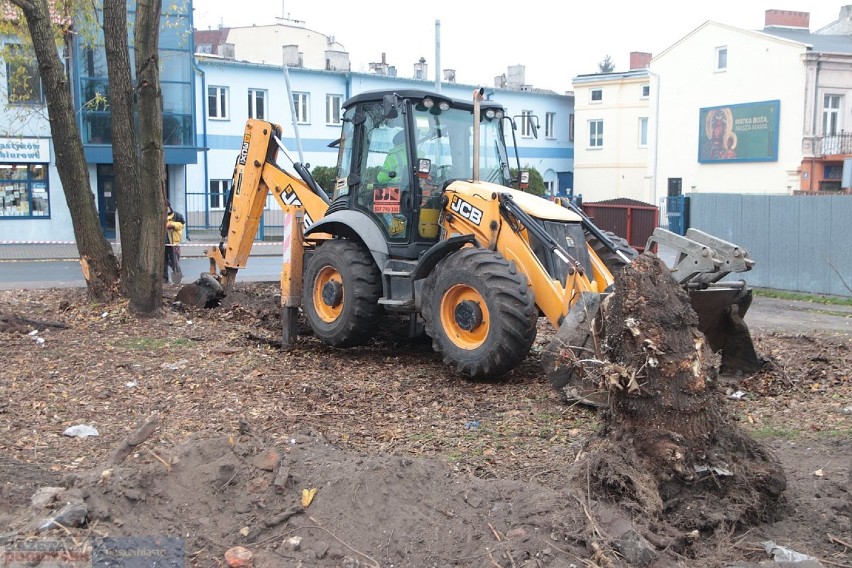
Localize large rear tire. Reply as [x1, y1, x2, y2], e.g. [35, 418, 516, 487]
[422, 248, 538, 379]
[303, 240, 382, 347]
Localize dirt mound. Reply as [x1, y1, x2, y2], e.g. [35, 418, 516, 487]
[0, 284, 849, 567]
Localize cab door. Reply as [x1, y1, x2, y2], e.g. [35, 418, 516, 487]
[352, 102, 413, 243]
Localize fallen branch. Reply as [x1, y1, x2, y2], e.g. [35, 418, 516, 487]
[108, 413, 159, 466]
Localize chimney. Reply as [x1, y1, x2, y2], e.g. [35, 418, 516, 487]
[629, 52, 652, 70]
[765, 9, 810, 29]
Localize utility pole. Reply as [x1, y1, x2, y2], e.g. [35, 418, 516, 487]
[435, 20, 441, 93]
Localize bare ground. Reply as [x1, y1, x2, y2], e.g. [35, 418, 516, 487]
[0, 283, 849, 567]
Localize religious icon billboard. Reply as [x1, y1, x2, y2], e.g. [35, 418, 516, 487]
[698, 100, 780, 163]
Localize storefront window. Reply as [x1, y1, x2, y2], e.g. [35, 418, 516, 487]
[0, 164, 49, 217]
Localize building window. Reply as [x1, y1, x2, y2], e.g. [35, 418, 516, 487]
[248, 89, 266, 120]
[0, 163, 49, 217]
[520, 110, 534, 137]
[545, 112, 555, 139]
[326, 94, 342, 125]
[544, 179, 556, 195]
[639, 117, 648, 148]
[293, 92, 310, 124]
[209, 179, 230, 210]
[589, 120, 603, 148]
[823, 95, 842, 136]
[590, 89, 603, 102]
[208, 86, 228, 119]
[715, 46, 727, 71]
[641, 84, 650, 98]
[5, 46, 44, 105]
[569, 113, 574, 142]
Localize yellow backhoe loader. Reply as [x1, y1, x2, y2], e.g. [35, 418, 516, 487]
[189, 88, 760, 393]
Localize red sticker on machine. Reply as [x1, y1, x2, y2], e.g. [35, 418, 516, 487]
[373, 187, 401, 213]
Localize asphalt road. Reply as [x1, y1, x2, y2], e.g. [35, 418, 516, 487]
[0, 257, 285, 290]
[1, 258, 849, 337]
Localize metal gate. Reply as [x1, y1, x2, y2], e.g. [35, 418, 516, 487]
[666, 195, 688, 236]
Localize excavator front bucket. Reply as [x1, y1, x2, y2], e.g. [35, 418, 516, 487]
[689, 284, 762, 375]
[542, 292, 609, 407]
[647, 227, 763, 376]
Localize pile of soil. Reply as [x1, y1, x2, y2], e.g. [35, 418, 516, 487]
[0, 283, 849, 567]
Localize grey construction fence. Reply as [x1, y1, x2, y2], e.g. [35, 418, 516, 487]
[686, 193, 852, 298]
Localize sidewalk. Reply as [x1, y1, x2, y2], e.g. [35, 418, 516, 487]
[0, 241, 284, 261]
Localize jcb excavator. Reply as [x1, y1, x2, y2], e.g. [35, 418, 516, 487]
[194, 88, 760, 395]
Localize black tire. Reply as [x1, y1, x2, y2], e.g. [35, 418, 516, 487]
[585, 230, 639, 274]
[303, 240, 382, 347]
[421, 248, 538, 379]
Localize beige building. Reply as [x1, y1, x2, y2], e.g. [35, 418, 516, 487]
[572, 53, 653, 203]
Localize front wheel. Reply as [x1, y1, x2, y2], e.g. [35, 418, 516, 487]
[302, 240, 382, 347]
[421, 248, 538, 379]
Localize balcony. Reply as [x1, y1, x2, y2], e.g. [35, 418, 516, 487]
[817, 132, 852, 156]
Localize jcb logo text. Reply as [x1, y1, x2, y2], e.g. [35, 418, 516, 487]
[450, 196, 483, 225]
[238, 134, 251, 165]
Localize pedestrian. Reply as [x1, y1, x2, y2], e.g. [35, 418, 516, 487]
[165, 201, 185, 284]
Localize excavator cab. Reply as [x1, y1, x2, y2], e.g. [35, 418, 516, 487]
[326, 90, 513, 259]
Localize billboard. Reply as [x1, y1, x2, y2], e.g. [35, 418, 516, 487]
[698, 100, 780, 163]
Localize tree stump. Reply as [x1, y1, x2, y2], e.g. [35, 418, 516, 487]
[569, 253, 786, 533]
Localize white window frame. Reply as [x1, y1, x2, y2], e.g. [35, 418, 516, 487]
[590, 89, 603, 103]
[208, 86, 229, 120]
[641, 84, 650, 99]
[5, 45, 44, 105]
[823, 94, 842, 136]
[326, 94, 342, 125]
[544, 112, 556, 139]
[209, 179, 230, 210]
[248, 89, 267, 120]
[715, 46, 728, 72]
[544, 179, 556, 196]
[293, 92, 310, 124]
[520, 110, 534, 137]
[588, 119, 603, 148]
[638, 117, 648, 148]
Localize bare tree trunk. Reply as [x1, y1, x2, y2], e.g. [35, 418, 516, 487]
[102, 0, 161, 313]
[135, 0, 167, 300]
[10, 0, 119, 301]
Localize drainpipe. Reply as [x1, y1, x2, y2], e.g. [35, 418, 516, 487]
[647, 69, 661, 207]
[810, 56, 821, 192]
[194, 58, 210, 228]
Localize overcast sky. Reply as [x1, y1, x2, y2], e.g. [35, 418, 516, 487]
[192, 0, 846, 94]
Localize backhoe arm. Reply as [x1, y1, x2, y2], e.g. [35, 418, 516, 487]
[207, 119, 330, 292]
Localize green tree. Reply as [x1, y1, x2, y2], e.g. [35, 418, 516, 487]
[510, 166, 547, 197]
[310, 165, 336, 196]
[598, 55, 615, 73]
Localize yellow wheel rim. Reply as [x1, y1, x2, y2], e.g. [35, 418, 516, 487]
[313, 266, 343, 323]
[440, 284, 490, 350]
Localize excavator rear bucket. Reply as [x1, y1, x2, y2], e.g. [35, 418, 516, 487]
[542, 292, 609, 407]
[175, 273, 226, 308]
[689, 284, 763, 375]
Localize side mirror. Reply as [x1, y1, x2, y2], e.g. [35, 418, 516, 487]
[382, 94, 399, 120]
[416, 158, 431, 181]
